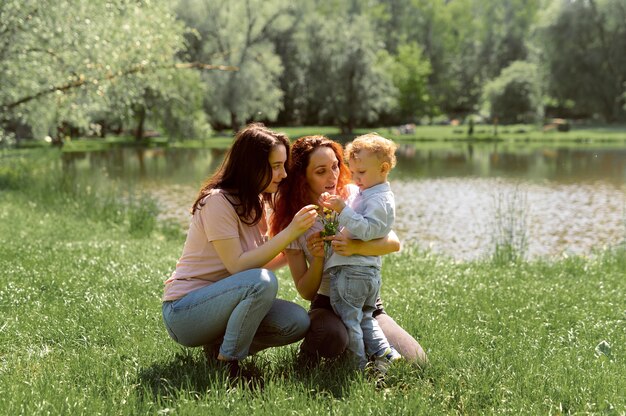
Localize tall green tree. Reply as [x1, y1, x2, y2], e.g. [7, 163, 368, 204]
[0, 0, 204, 142]
[363, 0, 540, 117]
[481, 60, 542, 123]
[297, 13, 396, 133]
[177, 0, 295, 132]
[390, 42, 432, 123]
[535, 0, 626, 121]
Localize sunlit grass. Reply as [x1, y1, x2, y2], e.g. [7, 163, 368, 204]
[369, 123, 626, 143]
[22, 123, 626, 153]
[1, 153, 625, 414]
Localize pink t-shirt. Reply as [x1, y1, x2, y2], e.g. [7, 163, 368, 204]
[162, 189, 268, 301]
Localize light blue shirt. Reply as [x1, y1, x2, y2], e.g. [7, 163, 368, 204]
[324, 182, 395, 271]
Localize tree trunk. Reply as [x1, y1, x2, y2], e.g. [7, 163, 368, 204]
[135, 148, 146, 176]
[52, 124, 64, 147]
[230, 112, 240, 134]
[340, 123, 353, 135]
[135, 106, 146, 142]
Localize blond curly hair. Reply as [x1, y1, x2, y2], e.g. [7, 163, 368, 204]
[344, 133, 397, 168]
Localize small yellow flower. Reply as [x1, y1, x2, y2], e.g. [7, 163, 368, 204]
[317, 207, 339, 256]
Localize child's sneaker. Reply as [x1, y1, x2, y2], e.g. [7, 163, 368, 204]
[367, 346, 398, 374]
[385, 346, 402, 361]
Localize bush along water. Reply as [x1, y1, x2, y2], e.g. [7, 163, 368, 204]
[0, 150, 171, 239]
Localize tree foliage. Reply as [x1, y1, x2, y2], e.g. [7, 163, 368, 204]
[535, 0, 626, 121]
[0, 0, 209, 142]
[390, 42, 432, 122]
[176, 0, 294, 132]
[2, 0, 626, 143]
[295, 12, 396, 133]
[482, 61, 542, 123]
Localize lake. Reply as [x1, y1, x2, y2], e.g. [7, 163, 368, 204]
[62, 141, 626, 260]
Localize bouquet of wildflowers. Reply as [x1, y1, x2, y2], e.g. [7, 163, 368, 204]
[318, 207, 339, 256]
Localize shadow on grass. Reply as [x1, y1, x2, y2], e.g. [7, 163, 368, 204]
[135, 350, 221, 401]
[135, 348, 366, 403]
[135, 348, 363, 403]
[268, 352, 360, 398]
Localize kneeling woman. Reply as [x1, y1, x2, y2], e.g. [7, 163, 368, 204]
[162, 123, 318, 376]
[271, 135, 428, 366]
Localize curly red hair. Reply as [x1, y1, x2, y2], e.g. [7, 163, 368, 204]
[271, 136, 351, 236]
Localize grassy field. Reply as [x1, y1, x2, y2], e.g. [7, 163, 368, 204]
[10, 123, 626, 153]
[1, 152, 625, 415]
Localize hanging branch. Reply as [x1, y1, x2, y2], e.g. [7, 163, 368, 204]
[1, 61, 238, 110]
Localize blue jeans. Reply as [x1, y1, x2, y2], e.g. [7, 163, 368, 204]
[329, 265, 390, 368]
[162, 268, 310, 361]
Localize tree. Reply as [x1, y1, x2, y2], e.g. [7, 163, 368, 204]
[481, 60, 542, 123]
[535, 0, 626, 121]
[297, 13, 396, 133]
[361, 0, 541, 118]
[176, 0, 294, 132]
[390, 42, 432, 122]
[0, 0, 213, 143]
[369, 0, 459, 116]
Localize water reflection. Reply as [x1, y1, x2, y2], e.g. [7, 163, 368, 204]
[61, 143, 626, 259]
[393, 143, 626, 183]
[61, 147, 228, 184]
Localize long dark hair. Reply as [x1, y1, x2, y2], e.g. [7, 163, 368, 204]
[270, 135, 350, 236]
[192, 123, 290, 226]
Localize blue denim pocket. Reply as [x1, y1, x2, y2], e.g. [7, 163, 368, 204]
[333, 265, 376, 306]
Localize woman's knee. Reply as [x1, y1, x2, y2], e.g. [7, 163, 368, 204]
[302, 309, 348, 358]
[286, 303, 310, 340]
[376, 313, 428, 366]
[250, 268, 278, 301]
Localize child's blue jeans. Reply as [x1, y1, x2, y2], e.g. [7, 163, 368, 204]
[162, 268, 310, 361]
[328, 264, 390, 368]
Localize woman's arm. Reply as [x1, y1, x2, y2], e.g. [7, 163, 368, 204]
[213, 205, 318, 274]
[264, 252, 287, 271]
[328, 229, 401, 257]
[286, 230, 400, 300]
[285, 248, 324, 301]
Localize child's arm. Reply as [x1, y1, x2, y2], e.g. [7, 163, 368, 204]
[337, 197, 394, 241]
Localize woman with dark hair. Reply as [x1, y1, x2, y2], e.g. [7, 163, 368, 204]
[162, 123, 318, 378]
[271, 135, 428, 366]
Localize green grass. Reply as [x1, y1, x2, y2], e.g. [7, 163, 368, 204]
[1, 153, 625, 415]
[370, 124, 626, 143]
[14, 123, 626, 153]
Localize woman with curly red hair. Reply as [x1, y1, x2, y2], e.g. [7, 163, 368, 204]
[271, 135, 428, 366]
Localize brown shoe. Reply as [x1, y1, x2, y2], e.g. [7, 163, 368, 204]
[218, 360, 264, 390]
[203, 344, 219, 362]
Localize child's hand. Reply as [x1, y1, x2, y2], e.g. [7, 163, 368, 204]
[318, 192, 331, 207]
[319, 193, 346, 213]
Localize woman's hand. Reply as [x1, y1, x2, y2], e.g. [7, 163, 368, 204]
[287, 204, 318, 238]
[306, 231, 325, 258]
[325, 230, 356, 256]
[323, 230, 401, 257]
